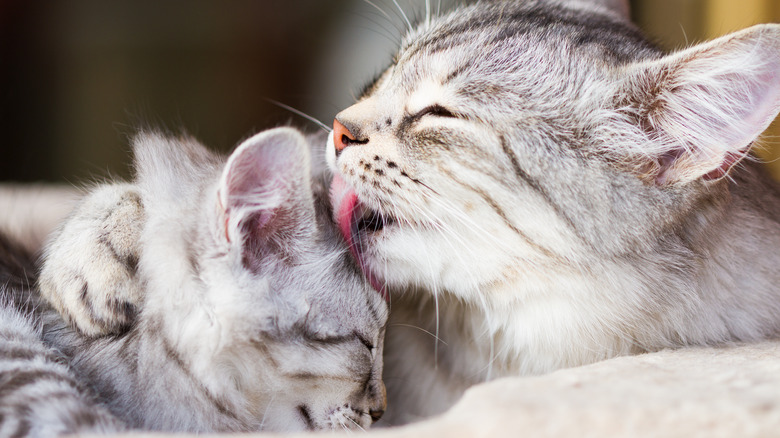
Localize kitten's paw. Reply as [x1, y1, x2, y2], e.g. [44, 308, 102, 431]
[39, 184, 145, 337]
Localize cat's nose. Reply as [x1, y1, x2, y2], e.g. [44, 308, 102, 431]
[367, 379, 386, 424]
[333, 118, 368, 153]
[369, 407, 384, 423]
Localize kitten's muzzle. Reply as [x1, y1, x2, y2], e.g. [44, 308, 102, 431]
[366, 377, 387, 424]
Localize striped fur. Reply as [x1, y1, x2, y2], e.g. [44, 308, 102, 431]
[0, 305, 124, 437]
[9, 128, 388, 433]
[326, 0, 780, 425]
[0, 234, 123, 437]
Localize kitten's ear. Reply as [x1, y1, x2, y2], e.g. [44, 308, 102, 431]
[217, 127, 314, 251]
[621, 24, 780, 185]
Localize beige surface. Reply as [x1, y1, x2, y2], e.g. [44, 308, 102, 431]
[0, 184, 80, 253]
[102, 341, 780, 437]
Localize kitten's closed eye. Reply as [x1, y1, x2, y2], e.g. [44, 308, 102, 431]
[303, 330, 375, 352]
[412, 104, 458, 120]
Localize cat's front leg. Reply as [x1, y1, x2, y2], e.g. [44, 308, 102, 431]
[39, 184, 145, 336]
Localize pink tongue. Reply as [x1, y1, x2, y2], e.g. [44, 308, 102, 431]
[332, 174, 358, 249]
[330, 174, 388, 301]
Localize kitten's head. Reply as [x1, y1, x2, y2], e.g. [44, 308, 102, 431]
[326, 0, 780, 300]
[134, 128, 388, 431]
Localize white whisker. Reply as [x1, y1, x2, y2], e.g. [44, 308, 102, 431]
[264, 99, 331, 133]
[339, 415, 353, 434]
[354, 20, 403, 46]
[346, 414, 367, 431]
[391, 0, 413, 32]
[356, 2, 406, 40]
[259, 393, 277, 430]
[390, 323, 449, 345]
[363, 0, 395, 26]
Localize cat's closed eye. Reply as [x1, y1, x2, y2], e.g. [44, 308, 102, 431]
[412, 104, 458, 120]
[303, 330, 375, 353]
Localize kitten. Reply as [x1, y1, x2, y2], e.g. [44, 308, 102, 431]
[22, 127, 388, 432]
[326, 0, 780, 424]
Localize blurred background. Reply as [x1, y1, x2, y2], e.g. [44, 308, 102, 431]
[1, 0, 779, 184]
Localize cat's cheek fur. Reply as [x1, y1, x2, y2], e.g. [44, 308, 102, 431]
[361, 225, 509, 298]
[338, 140, 578, 300]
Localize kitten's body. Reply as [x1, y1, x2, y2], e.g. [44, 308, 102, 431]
[327, 0, 780, 423]
[4, 128, 388, 434]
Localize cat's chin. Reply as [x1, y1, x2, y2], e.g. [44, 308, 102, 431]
[330, 174, 393, 299]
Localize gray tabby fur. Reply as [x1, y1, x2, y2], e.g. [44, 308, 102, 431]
[326, 0, 780, 424]
[6, 127, 388, 433]
[0, 234, 124, 437]
[0, 306, 124, 437]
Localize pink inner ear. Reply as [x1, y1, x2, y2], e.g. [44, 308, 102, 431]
[702, 150, 748, 181]
[639, 26, 780, 185]
[216, 190, 232, 243]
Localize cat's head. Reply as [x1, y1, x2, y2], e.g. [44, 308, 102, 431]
[326, 0, 780, 300]
[134, 128, 388, 431]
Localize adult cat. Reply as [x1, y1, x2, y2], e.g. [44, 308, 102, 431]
[327, 0, 780, 424]
[3, 127, 387, 434]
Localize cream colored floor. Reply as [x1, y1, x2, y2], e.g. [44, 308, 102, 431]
[0, 184, 81, 254]
[93, 341, 780, 438]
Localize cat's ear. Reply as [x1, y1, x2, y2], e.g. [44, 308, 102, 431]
[217, 127, 314, 252]
[620, 24, 780, 185]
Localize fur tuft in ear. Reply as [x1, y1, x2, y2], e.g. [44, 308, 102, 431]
[217, 127, 314, 250]
[621, 24, 780, 185]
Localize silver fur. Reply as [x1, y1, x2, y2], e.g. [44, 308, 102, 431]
[14, 127, 388, 432]
[327, 0, 780, 424]
[0, 233, 124, 437]
[0, 306, 125, 437]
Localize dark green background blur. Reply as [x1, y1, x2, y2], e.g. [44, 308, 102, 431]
[1, 0, 778, 184]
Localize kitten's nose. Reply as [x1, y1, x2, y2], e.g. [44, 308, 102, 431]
[367, 379, 386, 424]
[333, 119, 367, 153]
[369, 408, 384, 423]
